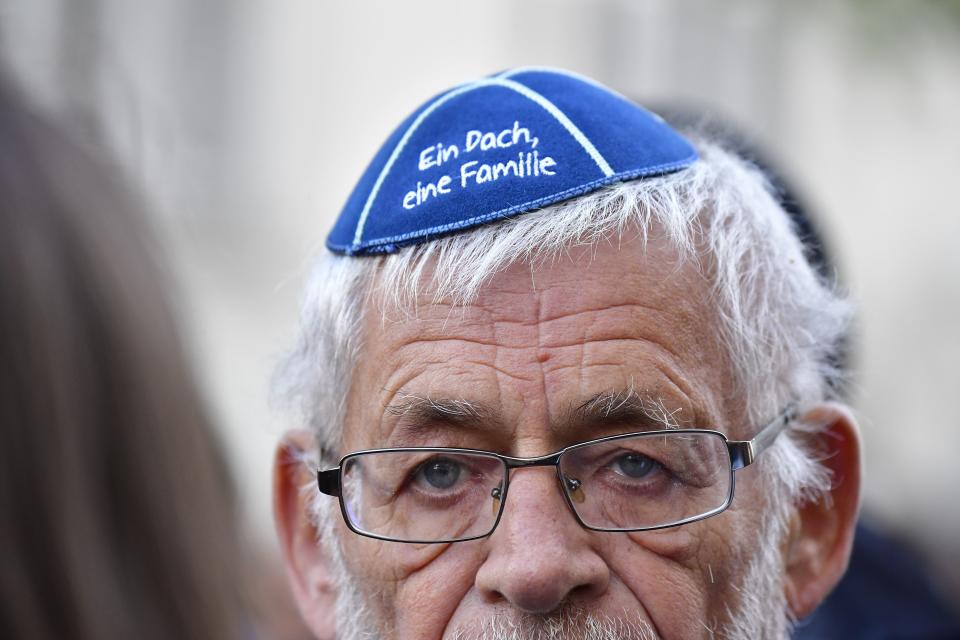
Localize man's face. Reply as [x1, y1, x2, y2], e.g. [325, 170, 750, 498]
[329, 232, 780, 639]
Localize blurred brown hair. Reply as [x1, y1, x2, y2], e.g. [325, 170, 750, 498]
[0, 74, 242, 639]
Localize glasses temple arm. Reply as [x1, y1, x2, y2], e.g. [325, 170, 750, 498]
[317, 467, 341, 496]
[729, 404, 799, 470]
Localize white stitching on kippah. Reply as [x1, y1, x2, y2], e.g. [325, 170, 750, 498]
[350, 81, 484, 250]
[329, 157, 696, 253]
[351, 75, 616, 251]
[495, 77, 614, 178]
[497, 67, 667, 124]
[497, 66, 612, 92]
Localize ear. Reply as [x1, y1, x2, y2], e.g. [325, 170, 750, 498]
[273, 429, 338, 639]
[782, 402, 862, 619]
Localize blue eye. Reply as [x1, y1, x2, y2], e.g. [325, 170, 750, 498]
[417, 458, 462, 490]
[614, 453, 659, 479]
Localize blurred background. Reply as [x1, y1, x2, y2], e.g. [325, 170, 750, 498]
[2, 0, 958, 624]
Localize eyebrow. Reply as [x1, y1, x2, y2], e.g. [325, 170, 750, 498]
[381, 394, 504, 446]
[385, 394, 494, 425]
[568, 389, 687, 433]
[382, 389, 689, 446]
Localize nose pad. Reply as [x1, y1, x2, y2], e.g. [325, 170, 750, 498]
[496, 466, 581, 528]
[564, 475, 586, 504]
[495, 467, 586, 525]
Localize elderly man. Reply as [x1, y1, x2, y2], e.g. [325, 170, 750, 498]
[273, 68, 861, 640]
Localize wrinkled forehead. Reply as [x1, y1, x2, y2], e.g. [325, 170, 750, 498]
[343, 234, 742, 452]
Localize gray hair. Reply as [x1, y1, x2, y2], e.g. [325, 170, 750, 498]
[275, 136, 850, 510]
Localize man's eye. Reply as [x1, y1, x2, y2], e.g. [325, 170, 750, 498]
[613, 453, 660, 479]
[415, 457, 463, 490]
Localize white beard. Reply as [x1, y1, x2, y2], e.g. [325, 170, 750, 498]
[714, 519, 792, 640]
[316, 500, 792, 640]
[448, 608, 659, 640]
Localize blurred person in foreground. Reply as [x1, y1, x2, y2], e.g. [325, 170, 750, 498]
[0, 74, 242, 639]
[273, 68, 862, 639]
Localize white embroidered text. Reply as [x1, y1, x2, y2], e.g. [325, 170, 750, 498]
[403, 120, 556, 210]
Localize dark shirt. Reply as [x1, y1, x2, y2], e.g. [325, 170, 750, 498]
[796, 521, 960, 639]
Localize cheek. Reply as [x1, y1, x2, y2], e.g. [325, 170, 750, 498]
[393, 547, 488, 637]
[340, 529, 484, 637]
[605, 520, 746, 637]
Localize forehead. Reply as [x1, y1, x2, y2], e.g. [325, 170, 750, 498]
[343, 233, 738, 452]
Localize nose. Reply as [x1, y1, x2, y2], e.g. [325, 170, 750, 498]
[475, 467, 609, 613]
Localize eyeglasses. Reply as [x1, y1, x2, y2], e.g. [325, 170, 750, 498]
[317, 405, 797, 543]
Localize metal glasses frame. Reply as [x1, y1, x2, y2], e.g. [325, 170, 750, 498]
[316, 404, 798, 543]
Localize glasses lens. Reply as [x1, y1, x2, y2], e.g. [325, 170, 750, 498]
[558, 431, 732, 530]
[340, 450, 506, 542]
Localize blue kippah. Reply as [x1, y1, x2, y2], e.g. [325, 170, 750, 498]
[327, 67, 698, 256]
